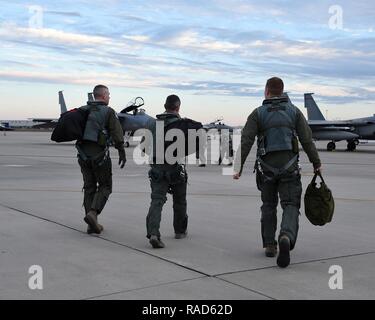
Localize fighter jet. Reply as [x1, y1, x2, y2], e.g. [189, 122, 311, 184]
[0, 123, 14, 131]
[203, 118, 234, 132]
[59, 92, 154, 147]
[304, 93, 375, 151]
[24, 91, 69, 129]
[117, 97, 154, 147]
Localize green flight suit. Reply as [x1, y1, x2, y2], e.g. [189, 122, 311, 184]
[77, 101, 125, 216]
[234, 97, 321, 250]
[147, 164, 188, 239]
[145, 112, 201, 239]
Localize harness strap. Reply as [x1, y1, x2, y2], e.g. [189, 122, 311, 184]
[75, 142, 109, 164]
[257, 154, 299, 176]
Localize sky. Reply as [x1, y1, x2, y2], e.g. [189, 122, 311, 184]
[0, 0, 374, 125]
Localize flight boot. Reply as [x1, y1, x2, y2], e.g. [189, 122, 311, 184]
[149, 235, 165, 249]
[277, 235, 291, 268]
[84, 210, 102, 234]
[175, 231, 187, 239]
[265, 244, 277, 257]
[87, 224, 104, 234]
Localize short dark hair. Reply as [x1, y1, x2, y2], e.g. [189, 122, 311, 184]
[266, 77, 284, 97]
[93, 85, 108, 99]
[164, 94, 181, 111]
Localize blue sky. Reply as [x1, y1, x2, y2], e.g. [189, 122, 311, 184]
[0, 0, 374, 124]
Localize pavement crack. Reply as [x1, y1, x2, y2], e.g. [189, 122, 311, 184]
[0, 202, 279, 300]
[83, 276, 207, 300]
[2, 202, 373, 301]
[0, 202, 211, 278]
[214, 251, 375, 277]
[212, 277, 276, 300]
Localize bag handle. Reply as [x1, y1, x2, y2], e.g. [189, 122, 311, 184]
[312, 171, 326, 185]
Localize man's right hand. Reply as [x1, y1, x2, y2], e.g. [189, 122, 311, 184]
[233, 172, 241, 180]
[118, 149, 126, 169]
[314, 166, 322, 174]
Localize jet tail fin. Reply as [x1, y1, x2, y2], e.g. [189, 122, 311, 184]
[304, 93, 325, 120]
[58, 91, 68, 114]
[88, 92, 94, 102]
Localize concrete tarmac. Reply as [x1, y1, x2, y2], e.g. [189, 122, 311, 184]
[0, 132, 374, 300]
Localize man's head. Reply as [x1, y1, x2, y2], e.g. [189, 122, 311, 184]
[164, 94, 181, 113]
[265, 77, 284, 99]
[93, 85, 110, 105]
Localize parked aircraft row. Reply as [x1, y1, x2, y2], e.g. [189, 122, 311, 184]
[59, 91, 375, 152]
[58, 91, 235, 147]
[303, 93, 375, 151]
[2, 91, 374, 152]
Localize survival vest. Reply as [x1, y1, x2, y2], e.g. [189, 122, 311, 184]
[80, 102, 110, 147]
[257, 97, 298, 156]
[255, 97, 300, 177]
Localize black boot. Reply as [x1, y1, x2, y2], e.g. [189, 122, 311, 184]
[84, 210, 102, 234]
[87, 224, 104, 234]
[265, 244, 277, 257]
[277, 235, 291, 268]
[149, 235, 165, 248]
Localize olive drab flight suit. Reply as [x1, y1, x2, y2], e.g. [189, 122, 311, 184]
[76, 101, 125, 216]
[234, 96, 321, 250]
[147, 163, 188, 239]
[145, 112, 202, 239]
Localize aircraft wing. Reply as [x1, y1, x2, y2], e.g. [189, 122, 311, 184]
[312, 126, 354, 131]
[308, 120, 351, 126]
[346, 118, 375, 126]
[31, 118, 56, 123]
[308, 118, 375, 130]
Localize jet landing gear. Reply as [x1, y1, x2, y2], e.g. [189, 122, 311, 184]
[124, 131, 132, 148]
[327, 141, 336, 151]
[346, 140, 358, 152]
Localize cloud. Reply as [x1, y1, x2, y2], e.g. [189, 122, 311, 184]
[0, 23, 111, 46]
[288, 82, 375, 104]
[0, 59, 45, 68]
[1, 0, 374, 114]
[164, 80, 261, 96]
[45, 10, 81, 17]
[123, 28, 241, 54]
[0, 70, 160, 88]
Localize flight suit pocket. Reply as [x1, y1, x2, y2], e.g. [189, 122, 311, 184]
[148, 168, 164, 183]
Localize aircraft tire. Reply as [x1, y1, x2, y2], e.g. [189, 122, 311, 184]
[327, 142, 336, 151]
[347, 141, 356, 152]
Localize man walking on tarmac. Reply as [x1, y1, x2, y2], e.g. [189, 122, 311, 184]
[233, 77, 321, 268]
[76, 85, 126, 234]
[145, 94, 202, 248]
